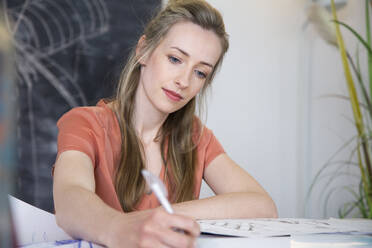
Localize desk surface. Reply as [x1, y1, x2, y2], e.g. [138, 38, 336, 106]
[198, 234, 372, 248]
[18, 234, 372, 248]
[9, 196, 372, 248]
[198, 235, 290, 248]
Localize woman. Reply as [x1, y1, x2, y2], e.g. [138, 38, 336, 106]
[53, 0, 278, 247]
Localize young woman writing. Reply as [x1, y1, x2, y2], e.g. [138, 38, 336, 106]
[53, 0, 278, 247]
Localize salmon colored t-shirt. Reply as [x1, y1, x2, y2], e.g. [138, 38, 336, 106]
[56, 100, 225, 212]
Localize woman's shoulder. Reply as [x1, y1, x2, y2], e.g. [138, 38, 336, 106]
[192, 116, 225, 166]
[57, 99, 117, 130]
[192, 116, 214, 146]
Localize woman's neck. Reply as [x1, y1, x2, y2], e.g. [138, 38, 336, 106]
[133, 84, 168, 146]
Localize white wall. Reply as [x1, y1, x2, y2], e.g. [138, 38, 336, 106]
[163, 0, 365, 218]
[200, 0, 306, 218]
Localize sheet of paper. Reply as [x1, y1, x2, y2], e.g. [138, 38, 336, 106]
[198, 218, 372, 238]
[9, 195, 104, 247]
[327, 218, 372, 234]
[9, 195, 72, 246]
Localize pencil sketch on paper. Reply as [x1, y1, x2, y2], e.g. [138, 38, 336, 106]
[198, 218, 372, 237]
[3, 0, 109, 206]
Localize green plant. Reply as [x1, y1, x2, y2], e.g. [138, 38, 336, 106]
[307, 0, 372, 218]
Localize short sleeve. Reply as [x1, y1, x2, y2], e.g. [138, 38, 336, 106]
[201, 127, 225, 168]
[56, 108, 102, 168]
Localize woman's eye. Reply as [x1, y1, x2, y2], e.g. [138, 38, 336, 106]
[168, 56, 181, 64]
[195, 70, 207, 79]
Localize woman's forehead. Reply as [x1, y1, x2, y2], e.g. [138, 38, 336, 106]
[159, 22, 222, 66]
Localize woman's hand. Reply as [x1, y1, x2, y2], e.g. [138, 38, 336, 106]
[105, 208, 200, 248]
[54, 151, 199, 247]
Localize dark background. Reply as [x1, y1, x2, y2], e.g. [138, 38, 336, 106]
[6, 0, 161, 213]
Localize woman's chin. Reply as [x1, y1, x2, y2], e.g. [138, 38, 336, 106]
[156, 103, 185, 115]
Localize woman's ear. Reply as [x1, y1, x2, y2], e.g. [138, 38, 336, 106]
[136, 35, 147, 65]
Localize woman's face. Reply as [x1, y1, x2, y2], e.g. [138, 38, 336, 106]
[137, 21, 222, 115]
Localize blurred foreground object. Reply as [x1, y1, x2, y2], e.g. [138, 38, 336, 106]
[313, 0, 348, 9]
[306, 2, 338, 46]
[0, 10, 16, 247]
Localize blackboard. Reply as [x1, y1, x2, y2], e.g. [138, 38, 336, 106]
[5, 0, 161, 212]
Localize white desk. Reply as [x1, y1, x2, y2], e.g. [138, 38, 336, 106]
[198, 235, 290, 248]
[198, 234, 372, 248]
[9, 196, 372, 248]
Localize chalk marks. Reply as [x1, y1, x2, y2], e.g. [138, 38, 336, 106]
[6, 0, 109, 106]
[3, 0, 109, 206]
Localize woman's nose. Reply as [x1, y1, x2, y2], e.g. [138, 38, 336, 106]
[175, 69, 190, 89]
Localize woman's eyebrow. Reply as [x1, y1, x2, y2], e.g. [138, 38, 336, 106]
[170, 46, 214, 69]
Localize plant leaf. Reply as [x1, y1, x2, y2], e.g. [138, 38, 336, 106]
[317, 94, 371, 110]
[346, 51, 372, 118]
[306, 136, 357, 207]
[356, 143, 372, 218]
[332, 20, 372, 55]
[359, 180, 368, 217]
[366, 0, 372, 112]
[307, 3, 338, 47]
[331, 2, 364, 135]
[323, 185, 359, 217]
[331, 0, 372, 218]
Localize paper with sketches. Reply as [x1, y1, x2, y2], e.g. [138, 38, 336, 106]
[9, 195, 103, 247]
[198, 218, 372, 238]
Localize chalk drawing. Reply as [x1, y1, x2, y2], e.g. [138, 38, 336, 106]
[3, 0, 109, 205]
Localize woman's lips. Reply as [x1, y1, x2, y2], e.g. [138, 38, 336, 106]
[162, 88, 183, 102]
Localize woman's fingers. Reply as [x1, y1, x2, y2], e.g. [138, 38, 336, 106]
[142, 209, 199, 248]
[152, 209, 200, 237]
[104, 208, 198, 248]
[138, 237, 169, 248]
[155, 227, 196, 248]
[167, 214, 200, 237]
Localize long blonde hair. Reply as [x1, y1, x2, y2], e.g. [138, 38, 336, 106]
[114, 0, 229, 212]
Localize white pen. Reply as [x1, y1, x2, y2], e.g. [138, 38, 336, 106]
[141, 169, 196, 244]
[141, 169, 174, 214]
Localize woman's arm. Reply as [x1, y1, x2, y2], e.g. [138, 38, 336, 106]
[53, 150, 199, 248]
[172, 154, 278, 219]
